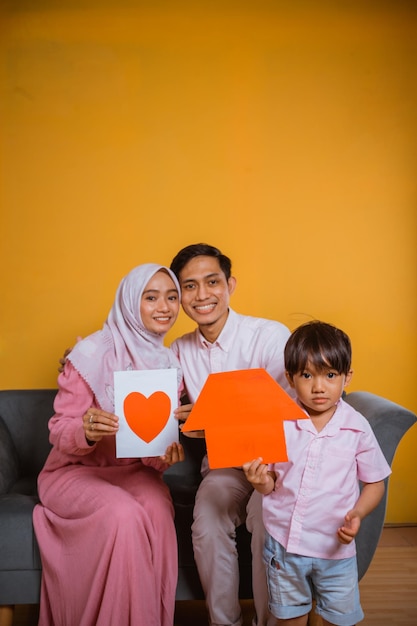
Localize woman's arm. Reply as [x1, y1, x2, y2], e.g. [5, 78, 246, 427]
[50, 363, 118, 454]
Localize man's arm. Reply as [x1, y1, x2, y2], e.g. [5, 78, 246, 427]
[260, 322, 294, 397]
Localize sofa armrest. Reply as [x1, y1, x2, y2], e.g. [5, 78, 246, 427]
[344, 390, 417, 580]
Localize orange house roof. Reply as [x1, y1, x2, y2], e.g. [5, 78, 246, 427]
[182, 368, 307, 469]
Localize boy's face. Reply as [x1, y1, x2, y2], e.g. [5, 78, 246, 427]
[286, 361, 352, 420]
[178, 255, 236, 340]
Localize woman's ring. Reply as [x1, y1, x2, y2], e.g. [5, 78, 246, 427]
[89, 414, 94, 424]
[90, 424, 94, 431]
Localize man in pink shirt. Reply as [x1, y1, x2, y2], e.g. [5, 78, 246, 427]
[170, 243, 293, 626]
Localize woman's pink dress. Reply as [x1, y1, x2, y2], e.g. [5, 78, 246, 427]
[33, 365, 178, 626]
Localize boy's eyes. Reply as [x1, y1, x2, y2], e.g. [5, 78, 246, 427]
[300, 371, 339, 379]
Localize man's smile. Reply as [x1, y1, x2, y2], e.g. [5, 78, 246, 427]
[193, 303, 216, 313]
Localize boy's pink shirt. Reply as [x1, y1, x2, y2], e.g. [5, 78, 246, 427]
[263, 399, 391, 559]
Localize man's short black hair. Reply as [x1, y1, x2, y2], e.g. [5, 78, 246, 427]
[170, 243, 232, 280]
[284, 321, 352, 377]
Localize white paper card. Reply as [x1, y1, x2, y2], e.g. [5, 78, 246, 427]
[114, 368, 179, 458]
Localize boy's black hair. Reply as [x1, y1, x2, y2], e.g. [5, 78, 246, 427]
[170, 243, 232, 280]
[284, 321, 352, 377]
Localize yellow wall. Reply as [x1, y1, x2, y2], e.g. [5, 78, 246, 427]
[1, 1, 416, 522]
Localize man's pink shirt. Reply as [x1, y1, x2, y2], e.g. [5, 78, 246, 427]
[170, 308, 293, 402]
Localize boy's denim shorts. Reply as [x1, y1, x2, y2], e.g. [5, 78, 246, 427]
[264, 532, 364, 626]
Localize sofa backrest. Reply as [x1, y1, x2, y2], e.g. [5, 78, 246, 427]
[0, 389, 56, 480]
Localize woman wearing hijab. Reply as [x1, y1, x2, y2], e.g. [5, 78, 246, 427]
[33, 264, 184, 626]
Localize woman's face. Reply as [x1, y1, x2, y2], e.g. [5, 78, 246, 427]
[140, 270, 180, 334]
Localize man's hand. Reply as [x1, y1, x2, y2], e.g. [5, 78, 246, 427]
[58, 347, 72, 373]
[174, 403, 193, 423]
[174, 403, 205, 438]
[58, 336, 82, 372]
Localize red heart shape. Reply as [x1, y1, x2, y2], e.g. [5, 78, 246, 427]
[123, 391, 171, 443]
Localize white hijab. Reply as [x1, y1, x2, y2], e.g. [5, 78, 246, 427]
[67, 264, 182, 412]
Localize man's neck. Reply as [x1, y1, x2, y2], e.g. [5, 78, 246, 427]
[198, 310, 230, 344]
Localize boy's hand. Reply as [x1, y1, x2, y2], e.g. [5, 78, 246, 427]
[242, 458, 270, 487]
[337, 510, 361, 544]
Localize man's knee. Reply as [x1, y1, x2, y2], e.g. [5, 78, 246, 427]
[246, 490, 263, 535]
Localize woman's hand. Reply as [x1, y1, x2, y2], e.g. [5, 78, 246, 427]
[83, 408, 119, 444]
[161, 442, 185, 466]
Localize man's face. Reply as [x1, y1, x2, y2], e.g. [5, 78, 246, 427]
[178, 255, 236, 340]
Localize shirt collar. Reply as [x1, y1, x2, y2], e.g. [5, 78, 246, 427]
[297, 399, 366, 436]
[198, 308, 237, 351]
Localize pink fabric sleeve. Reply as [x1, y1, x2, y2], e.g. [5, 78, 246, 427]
[48, 362, 99, 455]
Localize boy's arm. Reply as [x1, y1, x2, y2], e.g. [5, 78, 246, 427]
[337, 480, 385, 544]
[242, 458, 276, 495]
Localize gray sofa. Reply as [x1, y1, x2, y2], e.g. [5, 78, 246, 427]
[0, 388, 416, 623]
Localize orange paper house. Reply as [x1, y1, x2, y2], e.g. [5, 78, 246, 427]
[181, 368, 308, 469]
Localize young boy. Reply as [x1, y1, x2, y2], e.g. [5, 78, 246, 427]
[243, 321, 391, 626]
